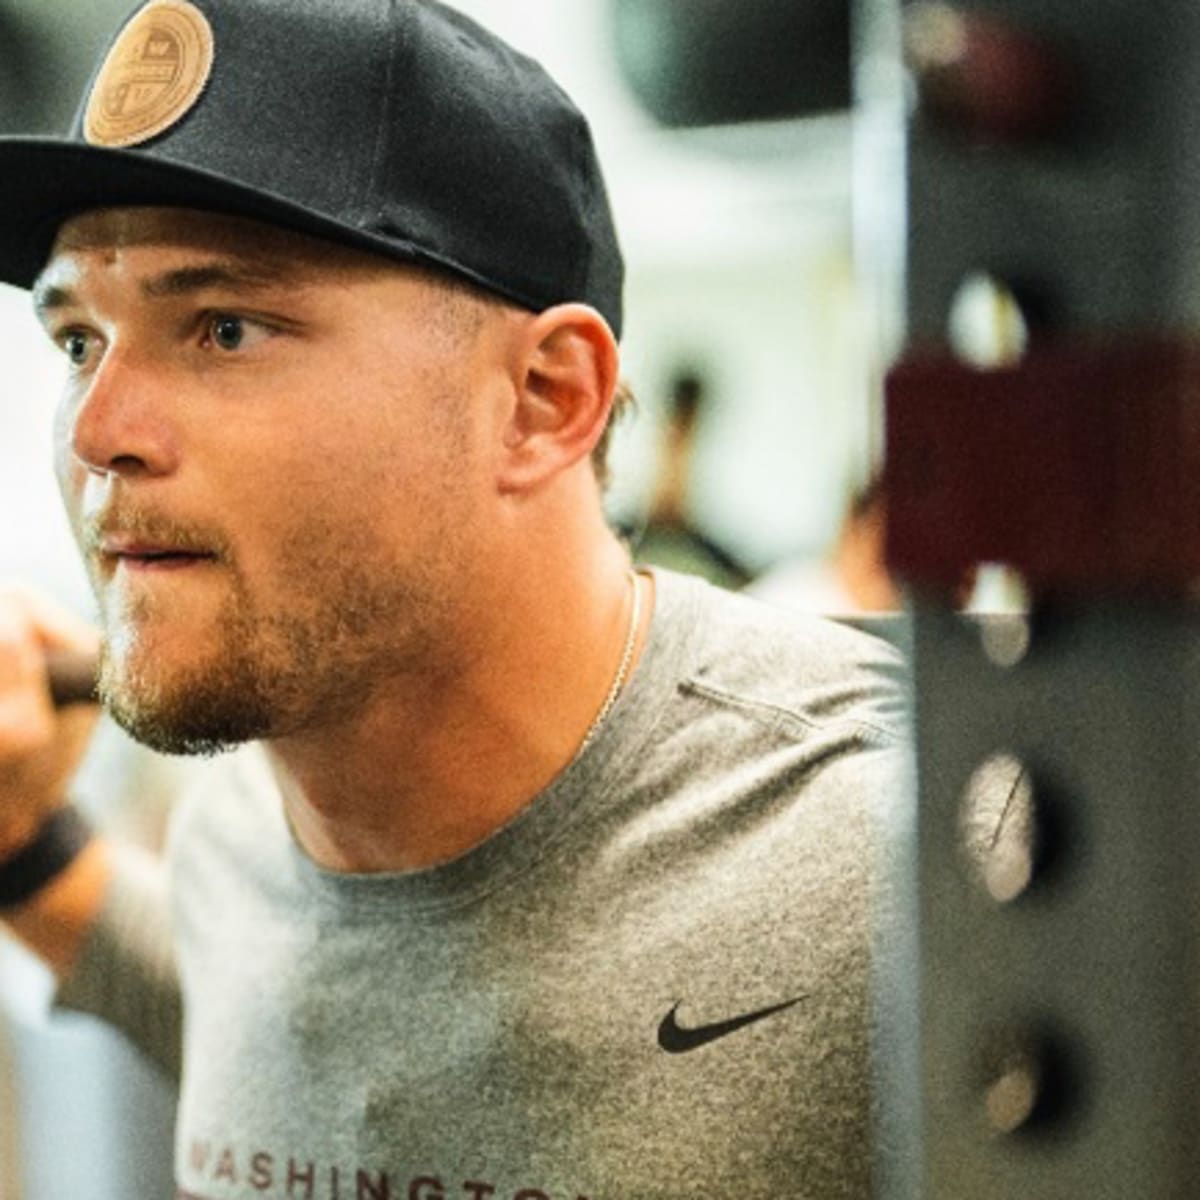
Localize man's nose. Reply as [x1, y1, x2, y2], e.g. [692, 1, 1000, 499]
[63, 348, 182, 480]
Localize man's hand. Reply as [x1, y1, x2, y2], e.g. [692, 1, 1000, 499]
[0, 586, 109, 977]
[0, 585, 100, 857]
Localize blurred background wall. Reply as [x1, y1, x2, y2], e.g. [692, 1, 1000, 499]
[0, 1, 883, 1195]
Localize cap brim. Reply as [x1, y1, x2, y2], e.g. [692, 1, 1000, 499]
[0, 137, 469, 293]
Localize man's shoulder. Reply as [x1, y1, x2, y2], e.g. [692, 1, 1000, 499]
[653, 569, 909, 744]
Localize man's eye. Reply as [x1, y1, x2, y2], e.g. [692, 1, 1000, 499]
[62, 331, 92, 366]
[205, 313, 271, 353]
[211, 314, 245, 350]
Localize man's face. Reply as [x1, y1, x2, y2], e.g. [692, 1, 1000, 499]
[35, 207, 503, 754]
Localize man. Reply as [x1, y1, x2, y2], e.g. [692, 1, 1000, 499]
[0, 2, 913, 1196]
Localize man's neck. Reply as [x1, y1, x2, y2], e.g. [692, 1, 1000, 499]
[265, 542, 653, 874]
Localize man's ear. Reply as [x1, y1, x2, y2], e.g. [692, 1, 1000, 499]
[497, 304, 619, 495]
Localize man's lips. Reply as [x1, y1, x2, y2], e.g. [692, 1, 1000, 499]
[99, 539, 219, 572]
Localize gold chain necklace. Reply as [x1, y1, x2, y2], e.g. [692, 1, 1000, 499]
[572, 568, 641, 763]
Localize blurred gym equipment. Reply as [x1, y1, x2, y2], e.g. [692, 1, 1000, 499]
[611, 0, 851, 126]
[886, 1, 1200, 1196]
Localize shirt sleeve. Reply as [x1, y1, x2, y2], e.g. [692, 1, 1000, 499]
[54, 841, 182, 1082]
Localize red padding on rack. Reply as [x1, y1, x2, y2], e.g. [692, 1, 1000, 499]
[884, 339, 1200, 594]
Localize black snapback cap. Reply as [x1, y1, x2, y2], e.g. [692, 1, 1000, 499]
[0, 0, 625, 337]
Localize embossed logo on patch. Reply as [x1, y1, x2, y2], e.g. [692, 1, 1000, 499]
[84, 0, 214, 148]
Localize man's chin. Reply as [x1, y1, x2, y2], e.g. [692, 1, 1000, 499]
[98, 656, 274, 758]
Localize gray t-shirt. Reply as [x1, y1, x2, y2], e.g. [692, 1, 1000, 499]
[63, 569, 913, 1199]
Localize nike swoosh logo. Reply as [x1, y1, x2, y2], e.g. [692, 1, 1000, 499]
[657, 996, 804, 1054]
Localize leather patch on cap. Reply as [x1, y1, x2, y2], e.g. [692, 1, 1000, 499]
[84, 0, 214, 148]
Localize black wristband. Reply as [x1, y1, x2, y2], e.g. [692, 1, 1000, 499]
[0, 808, 93, 911]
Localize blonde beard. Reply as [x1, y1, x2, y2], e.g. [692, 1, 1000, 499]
[96, 545, 449, 757]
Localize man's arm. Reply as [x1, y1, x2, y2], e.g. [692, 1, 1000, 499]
[2, 835, 113, 978]
[0, 587, 184, 1078]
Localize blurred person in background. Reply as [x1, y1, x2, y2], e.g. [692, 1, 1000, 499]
[627, 368, 752, 590]
[752, 470, 976, 614]
[751, 471, 901, 613]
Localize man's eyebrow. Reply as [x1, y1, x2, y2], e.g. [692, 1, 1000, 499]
[32, 282, 74, 319]
[139, 259, 301, 298]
